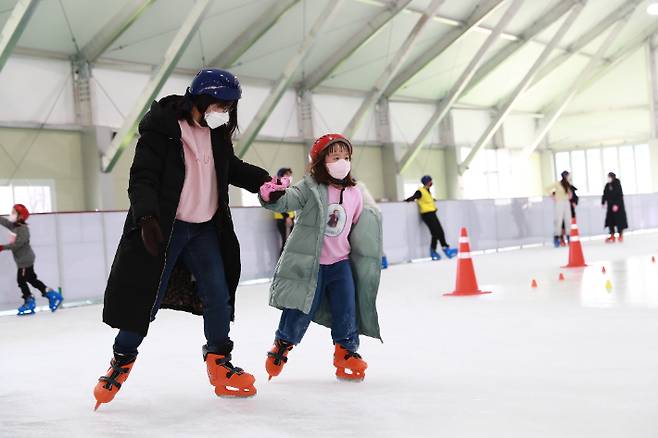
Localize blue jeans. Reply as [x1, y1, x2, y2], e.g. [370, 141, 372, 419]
[276, 260, 359, 352]
[114, 220, 232, 356]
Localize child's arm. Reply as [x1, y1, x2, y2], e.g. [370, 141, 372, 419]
[260, 180, 309, 213]
[1, 226, 27, 250]
[0, 216, 12, 229]
[404, 190, 421, 202]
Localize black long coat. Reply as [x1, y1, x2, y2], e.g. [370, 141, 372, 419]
[102, 95, 270, 336]
[602, 179, 628, 231]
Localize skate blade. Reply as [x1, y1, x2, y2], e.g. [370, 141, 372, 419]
[335, 368, 365, 382]
[214, 385, 257, 398]
[94, 401, 101, 411]
[50, 300, 63, 312]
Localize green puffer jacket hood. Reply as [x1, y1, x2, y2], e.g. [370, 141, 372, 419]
[261, 175, 383, 341]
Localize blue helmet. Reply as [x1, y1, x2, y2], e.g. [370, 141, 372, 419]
[421, 175, 432, 185]
[188, 69, 242, 101]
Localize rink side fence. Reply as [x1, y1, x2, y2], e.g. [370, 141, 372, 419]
[2, 194, 658, 311]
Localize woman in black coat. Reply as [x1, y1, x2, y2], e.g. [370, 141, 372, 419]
[602, 172, 628, 242]
[94, 69, 271, 408]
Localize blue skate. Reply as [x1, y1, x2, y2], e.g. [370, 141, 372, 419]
[442, 247, 458, 259]
[381, 255, 388, 269]
[45, 288, 63, 312]
[430, 248, 441, 261]
[553, 236, 561, 248]
[17, 297, 36, 316]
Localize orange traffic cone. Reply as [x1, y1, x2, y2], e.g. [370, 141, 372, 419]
[444, 228, 491, 296]
[601, 266, 606, 274]
[559, 273, 565, 281]
[531, 279, 538, 288]
[652, 256, 656, 263]
[563, 218, 587, 268]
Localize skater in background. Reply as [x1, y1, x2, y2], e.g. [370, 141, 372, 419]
[259, 133, 382, 382]
[0, 204, 62, 315]
[547, 171, 575, 248]
[273, 167, 295, 254]
[404, 175, 457, 260]
[559, 184, 579, 246]
[602, 172, 627, 243]
[94, 69, 272, 410]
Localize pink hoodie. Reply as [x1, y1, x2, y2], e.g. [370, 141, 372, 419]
[176, 120, 218, 223]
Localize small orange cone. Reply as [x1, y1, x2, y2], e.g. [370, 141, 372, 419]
[531, 279, 538, 288]
[601, 266, 606, 274]
[652, 256, 656, 263]
[559, 273, 565, 281]
[444, 228, 491, 296]
[563, 218, 587, 268]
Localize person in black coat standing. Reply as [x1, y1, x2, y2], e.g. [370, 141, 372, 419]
[94, 69, 272, 409]
[602, 172, 628, 243]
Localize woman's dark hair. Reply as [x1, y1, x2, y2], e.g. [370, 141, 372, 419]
[309, 141, 356, 187]
[174, 93, 239, 137]
[608, 172, 616, 180]
[560, 171, 570, 194]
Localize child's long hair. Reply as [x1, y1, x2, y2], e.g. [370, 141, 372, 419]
[308, 141, 356, 187]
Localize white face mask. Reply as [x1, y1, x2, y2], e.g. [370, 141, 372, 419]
[9, 212, 17, 222]
[608, 177, 613, 183]
[204, 111, 230, 129]
[326, 159, 351, 180]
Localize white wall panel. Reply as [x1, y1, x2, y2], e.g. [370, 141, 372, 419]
[389, 101, 440, 145]
[452, 109, 490, 146]
[0, 57, 75, 124]
[312, 93, 377, 142]
[504, 115, 537, 149]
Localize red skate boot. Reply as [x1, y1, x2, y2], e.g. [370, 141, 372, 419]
[605, 235, 616, 243]
[333, 344, 367, 382]
[266, 339, 294, 381]
[93, 353, 137, 411]
[204, 346, 256, 397]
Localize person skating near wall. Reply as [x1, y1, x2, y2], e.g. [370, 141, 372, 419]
[259, 133, 383, 382]
[404, 175, 458, 260]
[0, 204, 62, 315]
[602, 172, 628, 243]
[559, 183, 579, 247]
[547, 171, 576, 248]
[273, 167, 295, 255]
[94, 69, 273, 410]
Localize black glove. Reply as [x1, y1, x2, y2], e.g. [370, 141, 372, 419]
[139, 216, 164, 257]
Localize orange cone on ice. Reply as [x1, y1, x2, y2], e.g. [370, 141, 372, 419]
[559, 273, 565, 281]
[563, 218, 587, 268]
[652, 256, 656, 263]
[531, 279, 538, 288]
[601, 266, 606, 274]
[444, 228, 491, 296]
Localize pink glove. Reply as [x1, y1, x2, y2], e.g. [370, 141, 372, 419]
[612, 204, 619, 213]
[259, 177, 290, 203]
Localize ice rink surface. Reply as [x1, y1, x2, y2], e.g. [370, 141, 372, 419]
[2, 234, 658, 438]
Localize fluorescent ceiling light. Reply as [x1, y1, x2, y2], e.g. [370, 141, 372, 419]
[647, 2, 658, 15]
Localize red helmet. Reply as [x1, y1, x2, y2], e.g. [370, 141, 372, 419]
[309, 133, 352, 163]
[13, 204, 29, 222]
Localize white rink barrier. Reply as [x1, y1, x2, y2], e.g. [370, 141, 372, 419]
[1, 193, 658, 311]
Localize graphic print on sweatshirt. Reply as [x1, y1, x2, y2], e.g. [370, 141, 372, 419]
[325, 204, 347, 237]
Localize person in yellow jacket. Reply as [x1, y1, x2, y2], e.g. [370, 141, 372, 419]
[405, 175, 457, 260]
[274, 168, 295, 254]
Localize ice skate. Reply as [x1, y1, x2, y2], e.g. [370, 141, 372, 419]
[333, 344, 367, 382]
[430, 248, 441, 261]
[605, 235, 616, 243]
[17, 297, 36, 316]
[204, 348, 256, 397]
[553, 236, 561, 248]
[93, 353, 136, 411]
[45, 288, 63, 312]
[617, 234, 624, 243]
[266, 339, 293, 381]
[442, 247, 458, 259]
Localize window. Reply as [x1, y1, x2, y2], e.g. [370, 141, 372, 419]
[459, 147, 512, 199]
[586, 149, 602, 194]
[554, 144, 653, 195]
[635, 144, 651, 193]
[0, 183, 53, 214]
